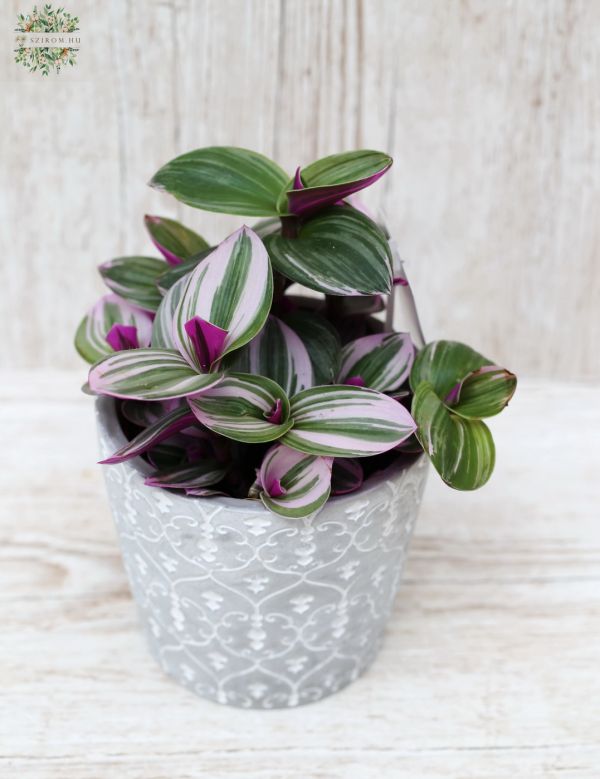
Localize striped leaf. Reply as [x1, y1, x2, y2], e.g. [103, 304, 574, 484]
[257, 444, 333, 519]
[223, 315, 313, 396]
[145, 460, 228, 490]
[188, 373, 292, 444]
[156, 248, 213, 293]
[265, 207, 392, 296]
[283, 150, 392, 217]
[74, 294, 152, 364]
[151, 276, 187, 349]
[412, 381, 495, 490]
[447, 365, 517, 419]
[174, 226, 273, 370]
[99, 256, 165, 312]
[149, 147, 289, 216]
[88, 348, 223, 400]
[338, 332, 415, 392]
[410, 340, 516, 418]
[283, 385, 416, 457]
[283, 310, 341, 385]
[144, 215, 209, 265]
[331, 458, 364, 495]
[410, 341, 489, 399]
[100, 406, 196, 464]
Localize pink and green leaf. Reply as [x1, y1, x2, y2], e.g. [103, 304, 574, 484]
[281, 150, 392, 217]
[149, 146, 289, 216]
[265, 206, 392, 296]
[283, 385, 416, 457]
[338, 332, 415, 392]
[174, 226, 273, 371]
[144, 215, 209, 265]
[412, 381, 495, 490]
[256, 444, 333, 519]
[99, 256, 165, 312]
[74, 294, 153, 364]
[187, 373, 292, 444]
[224, 315, 313, 396]
[88, 348, 223, 400]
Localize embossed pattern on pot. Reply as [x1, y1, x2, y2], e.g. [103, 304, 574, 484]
[97, 397, 428, 708]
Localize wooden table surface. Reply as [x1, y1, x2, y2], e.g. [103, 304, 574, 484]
[1, 373, 598, 778]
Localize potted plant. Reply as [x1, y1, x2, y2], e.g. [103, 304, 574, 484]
[76, 147, 516, 708]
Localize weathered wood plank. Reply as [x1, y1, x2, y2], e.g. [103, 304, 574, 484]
[2, 1, 600, 378]
[0, 374, 598, 776]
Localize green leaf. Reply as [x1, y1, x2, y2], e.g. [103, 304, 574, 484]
[187, 373, 292, 444]
[412, 382, 495, 490]
[283, 310, 341, 385]
[144, 215, 209, 263]
[410, 341, 489, 399]
[451, 366, 517, 419]
[265, 206, 392, 295]
[301, 150, 393, 188]
[99, 256, 165, 312]
[149, 146, 289, 216]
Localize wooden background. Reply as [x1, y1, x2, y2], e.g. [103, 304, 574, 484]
[2, 0, 600, 379]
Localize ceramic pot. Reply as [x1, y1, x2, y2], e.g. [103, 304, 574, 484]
[96, 397, 428, 709]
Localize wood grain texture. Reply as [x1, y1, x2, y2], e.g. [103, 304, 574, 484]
[0, 373, 599, 777]
[1, 0, 600, 378]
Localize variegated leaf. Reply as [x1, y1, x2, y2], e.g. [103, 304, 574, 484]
[145, 460, 228, 490]
[188, 373, 291, 444]
[88, 348, 223, 400]
[174, 226, 273, 370]
[149, 146, 289, 216]
[412, 381, 495, 490]
[74, 294, 153, 364]
[151, 276, 188, 349]
[223, 315, 313, 396]
[265, 206, 392, 296]
[331, 458, 364, 495]
[251, 217, 282, 238]
[283, 385, 416, 457]
[283, 310, 341, 385]
[410, 341, 489, 399]
[338, 332, 415, 392]
[447, 365, 517, 419]
[100, 405, 196, 464]
[156, 248, 213, 294]
[281, 150, 392, 217]
[256, 444, 332, 519]
[99, 256, 165, 312]
[144, 215, 209, 265]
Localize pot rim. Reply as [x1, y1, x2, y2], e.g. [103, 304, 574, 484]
[96, 396, 424, 515]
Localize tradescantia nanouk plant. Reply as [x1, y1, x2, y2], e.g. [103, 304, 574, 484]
[76, 147, 517, 519]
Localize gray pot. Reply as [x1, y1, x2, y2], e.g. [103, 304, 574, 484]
[96, 397, 428, 709]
